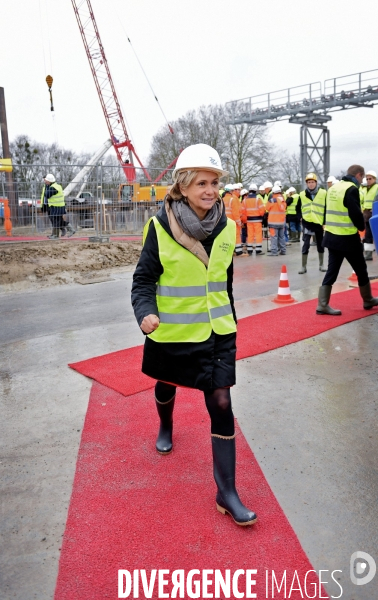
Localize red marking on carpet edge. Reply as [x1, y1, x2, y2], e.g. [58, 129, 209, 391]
[69, 283, 378, 399]
[55, 383, 327, 599]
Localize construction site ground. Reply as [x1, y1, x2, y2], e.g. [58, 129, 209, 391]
[1, 239, 377, 600]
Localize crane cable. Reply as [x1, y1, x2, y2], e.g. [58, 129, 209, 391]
[39, 0, 59, 144]
[114, 4, 174, 135]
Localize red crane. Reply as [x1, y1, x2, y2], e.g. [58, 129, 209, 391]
[71, 0, 177, 182]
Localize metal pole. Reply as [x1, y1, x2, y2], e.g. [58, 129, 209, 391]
[0, 87, 16, 223]
[99, 161, 103, 236]
[95, 164, 99, 237]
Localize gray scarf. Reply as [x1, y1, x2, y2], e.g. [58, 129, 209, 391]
[170, 198, 222, 241]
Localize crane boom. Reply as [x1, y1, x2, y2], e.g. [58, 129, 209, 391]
[71, 0, 151, 182]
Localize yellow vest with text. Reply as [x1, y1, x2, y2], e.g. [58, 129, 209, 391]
[325, 181, 358, 236]
[299, 189, 326, 225]
[40, 183, 65, 207]
[363, 183, 378, 210]
[286, 193, 299, 215]
[144, 217, 237, 343]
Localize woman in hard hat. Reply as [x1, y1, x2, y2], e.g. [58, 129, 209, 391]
[131, 143, 257, 526]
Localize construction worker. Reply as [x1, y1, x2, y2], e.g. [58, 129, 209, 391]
[258, 185, 266, 204]
[362, 170, 378, 260]
[327, 175, 337, 188]
[41, 174, 75, 239]
[150, 184, 157, 201]
[222, 184, 243, 255]
[316, 164, 378, 315]
[297, 173, 327, 274]
[285, 186, 300, 242]
[239, 188, 248, 252]
[229, 183, 243, 256]
[263, 181, 273, 204]
[265, 185, 286, 256]
[241, 183, 266, 255]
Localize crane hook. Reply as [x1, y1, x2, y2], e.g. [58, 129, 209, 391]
[46, 75, 54, 111]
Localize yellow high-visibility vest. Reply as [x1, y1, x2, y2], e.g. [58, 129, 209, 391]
[144, 217, 237, 343]
[325, 181, 358, 236]
[299, 188, 327, 225]
[40, 183, 65, 207]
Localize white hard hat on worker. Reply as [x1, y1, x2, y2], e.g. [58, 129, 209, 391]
[172, 144, 228, 180]
[44, 173, 56, 183]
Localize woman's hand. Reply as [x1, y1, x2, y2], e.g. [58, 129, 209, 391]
[140, 314, 160, 334]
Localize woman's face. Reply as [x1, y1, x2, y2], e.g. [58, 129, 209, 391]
[180, 170, 220, 220]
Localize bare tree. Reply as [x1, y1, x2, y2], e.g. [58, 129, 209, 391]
[277, 151, 301, 189]
[147, 104, 277, 185]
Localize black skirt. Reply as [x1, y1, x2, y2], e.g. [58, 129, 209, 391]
[142, 331, 236, 391]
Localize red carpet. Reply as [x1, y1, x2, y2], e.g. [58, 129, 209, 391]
[70, 283, 378, 398]
[55, 382, 326, 599]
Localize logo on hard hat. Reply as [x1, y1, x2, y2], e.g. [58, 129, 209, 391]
[209, 156, 218, 165]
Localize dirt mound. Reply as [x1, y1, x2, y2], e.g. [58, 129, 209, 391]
[0, 240, 142, 288]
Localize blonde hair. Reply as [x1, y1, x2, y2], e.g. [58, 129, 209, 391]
[168, 170, 199, 201]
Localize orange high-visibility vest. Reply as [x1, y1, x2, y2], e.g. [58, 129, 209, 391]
[223, 192, 240, 222]
[241, 195, 266, 223]
[266, 194, 286, 225]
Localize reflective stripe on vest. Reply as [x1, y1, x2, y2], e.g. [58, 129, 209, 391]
[145, 217, 237, 343]
[286, 194, 299, 215]
[300, 189, 326, 224]
[325, 181, 358, 235]
[40, 183, 65, 207]
[363, 183, 378, 210]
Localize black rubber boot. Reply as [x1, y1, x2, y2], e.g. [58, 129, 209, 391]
[316, 285, 341, 315]
[48, 228, 60, 240]
[211, 435, 257, 526]
[298, 254, 308, 274]
[66, 223, 76, 238]
[155, 394, 175, 454]
[318, 252, 327, 272]
[359, 282, 378, 309]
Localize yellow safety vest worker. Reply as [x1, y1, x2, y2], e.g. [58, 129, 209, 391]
[143, 217, 237, 343]
[40, 183, 65, 207]
[325, 181, 358, 236]
[299, 188, 327, 225]
[363, 183, 378, 211]
[286, 193, 299, 215]
[359, 187, 366, 209]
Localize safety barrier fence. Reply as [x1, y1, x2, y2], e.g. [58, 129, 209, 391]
[0, 164, 172, 237]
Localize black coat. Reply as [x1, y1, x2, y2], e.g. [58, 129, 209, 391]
[131, 205, 237, 391]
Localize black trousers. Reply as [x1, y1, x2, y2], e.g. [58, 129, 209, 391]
[322, 245, 369, 287]
[302, 228, 324, 254]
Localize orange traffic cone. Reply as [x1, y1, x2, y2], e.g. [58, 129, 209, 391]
[273, 265, 297, 304]
[348, 270, 358, 282]
[348, 270, 358, 287]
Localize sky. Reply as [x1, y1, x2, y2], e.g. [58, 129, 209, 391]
[2, 0, 378, 179]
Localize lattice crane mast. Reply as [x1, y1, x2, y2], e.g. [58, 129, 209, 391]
[72, 0, 173, 183]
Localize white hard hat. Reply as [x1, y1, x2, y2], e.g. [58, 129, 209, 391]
[264, 181, 273, 188]
[172, 144, 228, 179]
[259, 185, 265, 192]
[249, 183, 258, 191]
[366, 170, 377, 179]
[233, 182, 243, 189]
[327, 175, 337, 183]
[224, 184, 233, 191]
[286, 186, 296, 194]
[274, 180, 282, 187]
[240, 188, 248, 196]
[362, 177, 367, 186]
[44, 173, 56, 183]
[272, 185, 282, 194]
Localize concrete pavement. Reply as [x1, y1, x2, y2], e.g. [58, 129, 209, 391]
[1, 243, 377, 599]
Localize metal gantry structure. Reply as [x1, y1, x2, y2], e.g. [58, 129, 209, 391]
[226, 69, 378, 187]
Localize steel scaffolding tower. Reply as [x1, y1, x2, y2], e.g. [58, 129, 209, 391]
[226, 69, 378, 186]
